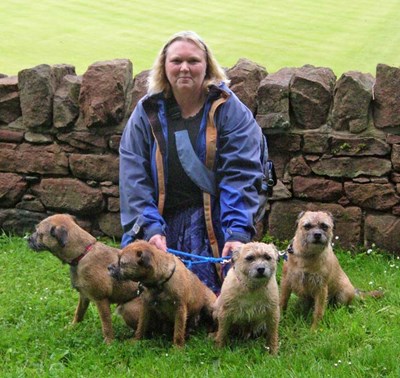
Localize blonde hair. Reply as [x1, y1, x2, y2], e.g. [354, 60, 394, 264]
[147, 31, 229, 96]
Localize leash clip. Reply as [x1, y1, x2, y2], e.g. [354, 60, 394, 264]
[136, 282, 145, 297]
[220, 257, 232, 265]
[278, 250, 288, 262]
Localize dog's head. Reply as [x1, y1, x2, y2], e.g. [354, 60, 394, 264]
[232, 242, 278, 284]
[28, 214, 77, 259]
[295, 211, 334, 252]
[108, 240, 155, 282]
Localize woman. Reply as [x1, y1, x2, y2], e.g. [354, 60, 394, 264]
[119, 31, 263, 293]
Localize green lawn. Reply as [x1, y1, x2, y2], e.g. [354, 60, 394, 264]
[1, 234, 399, 377]
[1, 0, 399, 77]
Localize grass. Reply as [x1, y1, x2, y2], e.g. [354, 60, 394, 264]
[1, 0, 400, 78]
[1, 233, 399, 377]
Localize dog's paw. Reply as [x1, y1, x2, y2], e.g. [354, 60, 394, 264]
[207, 331, 216, 340]
[66, 321, 78, 330]
[128, 336, 142, 345]
[214, 336, 226, 348]
[172, 342, 185, 349]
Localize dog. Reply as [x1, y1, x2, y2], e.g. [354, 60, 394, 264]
[212, 242, 280, 355]
[28, 214, 140, 343]
[108, 240, 217, 347]
[280, 210, 383, 330]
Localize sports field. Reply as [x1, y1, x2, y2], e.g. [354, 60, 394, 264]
[1, 0, 399, 77]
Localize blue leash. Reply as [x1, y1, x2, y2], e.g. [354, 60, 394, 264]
[167, 248, 231, 270]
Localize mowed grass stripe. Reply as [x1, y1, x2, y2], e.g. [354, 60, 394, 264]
[1, 0, 399, 76]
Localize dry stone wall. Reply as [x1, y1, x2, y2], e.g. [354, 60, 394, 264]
[1, 58, 399, 254]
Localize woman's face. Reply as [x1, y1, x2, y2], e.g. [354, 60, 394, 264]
[165, 39, 207, 97]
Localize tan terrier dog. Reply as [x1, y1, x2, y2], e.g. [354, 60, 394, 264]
[28, 214, 140, 344]
[108, 240, 217, 347]
[213, 242, 280, 355]
[280, 211, 383, 330]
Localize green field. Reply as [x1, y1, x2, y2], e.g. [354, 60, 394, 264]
[1, 0, 399, 78]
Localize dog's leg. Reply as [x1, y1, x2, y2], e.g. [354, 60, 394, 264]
[173, 304, 188, 347]
[311, 286, 328, 330]
[94, 298, 114, 343]
[215, 313, 232, 347]
[266, 328, 279, 356]
[134, 304, 150, 341]
[334, 292, 353, 306]
[335, 285, 355, 306]
[116, 298, 141, 330]
[279, 276, 292, 313]
[73, 294, 90, 323]
[266, 309, 280, 355]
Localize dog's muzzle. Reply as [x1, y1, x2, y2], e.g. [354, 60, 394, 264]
[253, 264, 270, 279]
[28, 235, 44, 251]
[311, 231, 327, 245]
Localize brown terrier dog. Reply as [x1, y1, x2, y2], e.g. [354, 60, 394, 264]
[108, 240, 217, 347]
[213, 242, 280, 355]
[28, 214, 140, 343]
[280, 211, 383, 330]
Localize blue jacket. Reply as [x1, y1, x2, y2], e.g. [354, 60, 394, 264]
[119, 82, 263, 248]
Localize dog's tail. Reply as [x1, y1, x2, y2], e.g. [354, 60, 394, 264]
[355, 288, 384, 300]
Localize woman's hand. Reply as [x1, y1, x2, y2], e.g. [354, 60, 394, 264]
[148, 234, 167, 252]
[221, 241, 243, 258]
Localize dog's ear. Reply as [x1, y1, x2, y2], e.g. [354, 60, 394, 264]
[137, 250, 151, 268]
[50, 225, 68, 247]
[325, 211, 335, 227]
[66, 213, 78, 224]
[296, 211, 305, 225]
[269, 244, 279, 261]
[231, 246, 242, 264]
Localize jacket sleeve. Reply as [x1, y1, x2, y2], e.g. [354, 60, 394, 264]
[215, 91, 263, 243]
[119, 100, 166, 241]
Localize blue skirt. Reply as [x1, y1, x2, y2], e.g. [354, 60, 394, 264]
[164, 205, 223, 294]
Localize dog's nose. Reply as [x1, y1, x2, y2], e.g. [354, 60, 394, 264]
[27, 236, 36, 249]
[257, 267, 265, 275]
[314, 232, 322, 241]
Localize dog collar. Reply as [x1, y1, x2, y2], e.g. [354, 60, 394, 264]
[233, 267, 247, 287]
[277, 241, 293, 262]
[140, 261, 177, 291]
[84, 243, 95, 252]
[68, 242, 96, 266]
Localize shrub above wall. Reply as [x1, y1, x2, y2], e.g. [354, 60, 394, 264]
[0, 59, 399, 254]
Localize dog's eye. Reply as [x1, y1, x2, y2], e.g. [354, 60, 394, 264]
[263, 254, 271, 261]
[320, 223, 329, 231]
[245, 255, 255, 262]
[304, 223, 312, 230]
